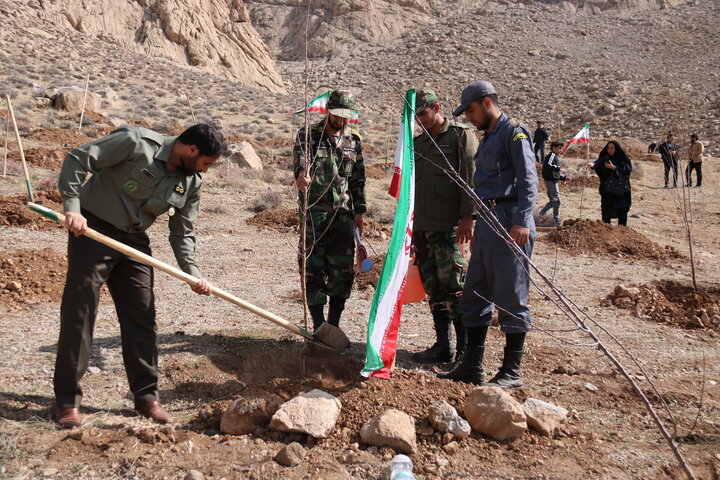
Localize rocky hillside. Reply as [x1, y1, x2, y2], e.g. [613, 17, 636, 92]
[4, 0, 285, 93]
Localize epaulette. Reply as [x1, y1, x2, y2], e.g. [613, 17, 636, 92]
[448, 120, 471, 130]
[349, 129, 362, 141]
[138, 128, 165, 146]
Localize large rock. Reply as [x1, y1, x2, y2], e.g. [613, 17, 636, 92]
[427, 401, 471, 440]
[230, 142, 263, 170]
[220, 395, 282, 435]
[40, 0, 285, 92]
[464, 387, 527, 441]
[360, 409, 417, 454]
[522, 398, 569, 438]
[269, 389, 341, 438]
[52, 87, 101, 113]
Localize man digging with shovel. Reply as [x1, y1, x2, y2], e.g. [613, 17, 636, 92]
[54, 124, 226, 428]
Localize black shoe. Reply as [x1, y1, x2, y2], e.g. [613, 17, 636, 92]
[309, 305, 325, 332]
[327, 297, 346, 327]
[437, 346, 485, 384]
[453, 317, 467, 363]
[412, 311, 453, 363]
[483, 348, 523, 389]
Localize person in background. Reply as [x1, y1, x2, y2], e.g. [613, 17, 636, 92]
[538, 140, 568, 226]
[657, 133, 678, 188]
[687, 133, 704, 187]
[587, 140, 632, 226]
[533, 120, 549, 163]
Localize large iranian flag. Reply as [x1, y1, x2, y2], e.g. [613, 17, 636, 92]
[362, 89, 416, 379]
[289, 91, 359, 123]
[562, 122, 590, 154]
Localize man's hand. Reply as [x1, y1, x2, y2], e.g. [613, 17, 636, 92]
[296, 174, 311, 191]
[354, 213, 364, 235]
[457, 216, 474, 244]
[509, 224, 530, 245]
[65, 212, 88, 236]
[191, 278, 212, 296]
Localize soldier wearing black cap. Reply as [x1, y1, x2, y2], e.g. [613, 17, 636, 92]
[410, 87, 478, 365]
[439, 80, 538, 388]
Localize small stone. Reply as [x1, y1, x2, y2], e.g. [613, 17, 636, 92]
[66, 428, 84, 441]
[7, 281, 22, 291]
[442, 441, 460, 455]
[183, 471, 204, 480]
[43, 469, 59, 477]
[274, 442, 305, 467]
[441, 432, 454, 445]
[87, 366, 101, 374]
[584, 382, 598, 392]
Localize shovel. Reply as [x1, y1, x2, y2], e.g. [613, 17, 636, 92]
[27, 202, 350, 354]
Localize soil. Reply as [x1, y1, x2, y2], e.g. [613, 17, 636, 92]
[7, 147, 68, 170]
[246, 207, 299, 232]
[544, 218, 684, 260]
[0, 190, 65, 230]
[0, 248, 66, 308]
[604, 280, 720, 330]
[365, 163, 392, 180]
[27, 128, 94, 147]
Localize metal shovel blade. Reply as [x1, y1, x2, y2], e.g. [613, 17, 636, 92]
[303, 322, 351, 357]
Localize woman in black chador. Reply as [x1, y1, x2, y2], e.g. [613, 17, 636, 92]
[588, 140, 632, 226]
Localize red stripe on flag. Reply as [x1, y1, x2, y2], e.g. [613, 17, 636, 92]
[369, 279, 407, 379]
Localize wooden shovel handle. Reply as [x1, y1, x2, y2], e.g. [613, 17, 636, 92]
[27, 203, 313, 340]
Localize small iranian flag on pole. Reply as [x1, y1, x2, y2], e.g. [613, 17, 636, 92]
[362, 89, 416, 379]
[562, 122, 590, 154]
[288, 91, 359, 123]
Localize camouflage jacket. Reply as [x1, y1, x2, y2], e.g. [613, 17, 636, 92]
[293, 120, 366, 214]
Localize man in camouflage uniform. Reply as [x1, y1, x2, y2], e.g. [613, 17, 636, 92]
[293, 90, 366, 331]
[411, 88, 477, 364]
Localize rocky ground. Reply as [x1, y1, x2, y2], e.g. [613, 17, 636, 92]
[1, 0, 720, 479]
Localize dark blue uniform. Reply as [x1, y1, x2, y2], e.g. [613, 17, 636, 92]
[461, 114, 537, 333]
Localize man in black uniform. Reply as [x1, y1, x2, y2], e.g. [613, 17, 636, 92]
[533, 121, 549, 164]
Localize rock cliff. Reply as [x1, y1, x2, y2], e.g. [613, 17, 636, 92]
[39, 0, 285, 92]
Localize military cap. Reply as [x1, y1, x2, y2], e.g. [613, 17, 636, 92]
[415, 87, 438, 110]
[328, 89, 357, 120]
[453, 80, 497, 117]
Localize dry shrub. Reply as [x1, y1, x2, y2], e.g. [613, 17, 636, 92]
[251, 189, 283, 212]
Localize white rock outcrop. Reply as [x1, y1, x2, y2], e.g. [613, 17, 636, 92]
[40, 0, 284, 92]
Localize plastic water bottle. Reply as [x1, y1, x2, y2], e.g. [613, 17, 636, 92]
[390, 454, 415, 480]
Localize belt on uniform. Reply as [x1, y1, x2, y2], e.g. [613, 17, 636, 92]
[481, 197, 516, 207]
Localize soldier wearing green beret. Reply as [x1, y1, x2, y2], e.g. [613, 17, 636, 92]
[54, 124, 226, 429]
[411, 87, 478, 365]
[293, 90, 366, 331]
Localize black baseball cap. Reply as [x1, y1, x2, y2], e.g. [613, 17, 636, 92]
[453, 80, 497, 117]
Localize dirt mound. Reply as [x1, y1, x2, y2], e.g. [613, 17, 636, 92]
[365, 163, 391, 179]
[0, 248, 66, 308]
[545, 218, 683, 260]
[246, 209, 391, 239]
[27, 128, 93, 147]
[246, 207, 299, 232]
[0, 190, 65, 230]
[7, 147, 68, 170]
[562, 175, 599, 192]
[354, 255, 384, 290]
[604, 280, 720, 330]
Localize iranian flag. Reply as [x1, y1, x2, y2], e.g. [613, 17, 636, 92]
[289, 91, 359, 123]
[562, 122, 590, 154]
[362, 89, 416, 379]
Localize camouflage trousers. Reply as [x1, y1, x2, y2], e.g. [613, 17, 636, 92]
[299, 209, 355, 306]
[412, 230, 468, 317]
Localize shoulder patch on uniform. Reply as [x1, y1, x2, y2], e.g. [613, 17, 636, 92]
[513, 132, 528, 142]
[350, 129, 362, 141]
[449, 121, 471, 130]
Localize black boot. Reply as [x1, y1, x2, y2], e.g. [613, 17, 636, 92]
[309, 305, 325, 332]
[437, 346, 485, 384]
[412, 311, 453, 363]
[483, 348, 523, 389]
[453, 318, 467, 364]
[327, 297, 345, 327]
